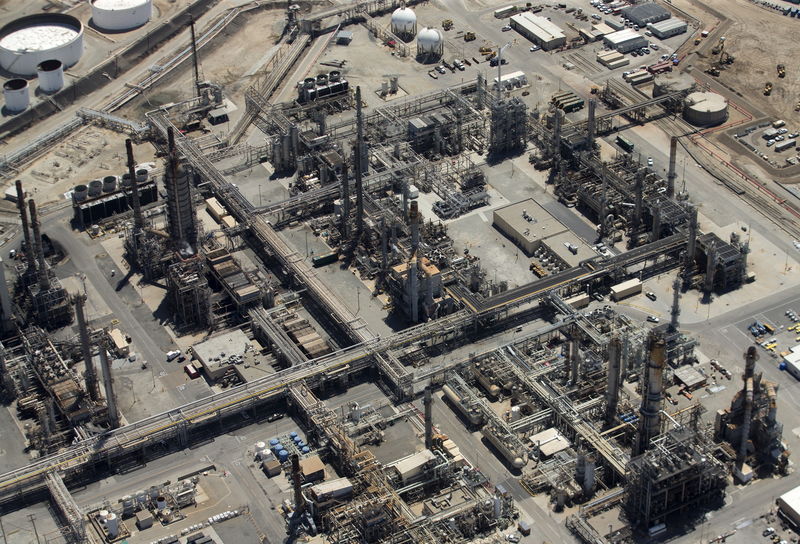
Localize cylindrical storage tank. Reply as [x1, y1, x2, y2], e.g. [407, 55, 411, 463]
[0, 14, 84, 76]
[36, 59, 64, 93]
[329, 70, 341, 82]
[91, 0, 152, 32]
[105, 513, 119, 537]
[73, 184, 88, 201]
[416, 27, 443, 58]
[121, 173, 132, 188]
[293, 435, 302, 444]
[301, 446, 310, 454]
[277, 449, 289, 462]
[316, 74, 328, 85]
[297, 441, 306, 449]
[652, 71, 694, 98]
[98, 509, 109, 521]
[135, 168, 148, 183]
[271, 442, 283, 453]
[289, 431, 298, 439]
[269, 438, 279, 447]
[303, 77, 315, 89]
[255, 441, 267, 457]
[391, 6, 417, 39]
[509, 406, 521, 422]
[88, 179, 103, 197]
[102, 175, 117, 193]
[3, 79, 29, 113]
[156, 496, 167, 510]
[683, 91, 728, 127]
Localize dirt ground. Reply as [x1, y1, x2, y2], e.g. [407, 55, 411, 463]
[674, 0, 800, 122]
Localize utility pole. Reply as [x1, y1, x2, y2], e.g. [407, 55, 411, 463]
[27, 514, 40, 544]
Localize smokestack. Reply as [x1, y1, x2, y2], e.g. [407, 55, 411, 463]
[75, 295, 99, 402]
[424, 386, 433, 449]
[685, 204, 698, 273]
[409, 255, 419, 323]
[99, 346, 119, 428]
[586, 98, 596, 150]
[667, 136, 677, 198]
[15, 180, 36, 269]
[605, 335, 622, 427]
[354, 86, 364, 237]
[409, 200, 420, 252]
[636, 333, 666, 455]
[291, 454, 304, 513]
[28, 200, 50, 290]
[340, 156, 350, 239]
[125, 139, 144, 231]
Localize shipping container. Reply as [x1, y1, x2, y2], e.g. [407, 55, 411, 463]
[610, 278, 642, 301]
[312, 251, 339, 267]
[184, 364, 200, 379]
[616, 135, 634, 152]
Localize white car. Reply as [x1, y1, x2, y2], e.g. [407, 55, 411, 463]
[767, 140, 775, 147]
[529, 45, 540, 51]
[591, 13, 601, 19]
[502, 25, 512, 31]
[647, 315, 659, 323]
[166, 349, 182, 361]
[647, 157, 654, 167]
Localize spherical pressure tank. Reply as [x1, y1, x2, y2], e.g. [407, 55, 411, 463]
[73, 184, 89, 201]
[0, 14, 84, 76]
[391, 6, 417, 38]
[3, 79, 29, 113]
[416, 27, 443, 56]
[102, 175, 117, 193]
[37, 59, 64, 94]
[88, 179, 103, 196]
[91, 0, 152, 32]
[683, 91, 728, 127]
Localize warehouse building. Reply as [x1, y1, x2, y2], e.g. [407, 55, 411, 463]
[621, 3, 671, 27]
[647, 19, 688, 39]
[603, 28, 648, 53]
[778, 484, 800, 527]
[510, 12, 566, 50]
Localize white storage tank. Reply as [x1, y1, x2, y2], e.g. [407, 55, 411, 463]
[417, 27, 443, 56]
[3, 79, 29, 113]
[391, 6, 417, 39]
[105, 513, 119, 537]
[91, 0, 152, 32]
[683, 91, 728, 127]
[37, 59, 64, 93]
[0, 14, 84, 76]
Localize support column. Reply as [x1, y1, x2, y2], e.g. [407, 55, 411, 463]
[667, 136, 677, 198]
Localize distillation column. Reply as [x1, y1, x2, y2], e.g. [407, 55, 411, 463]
[29, 200, 50, 291]
[75, 295, 99, 402]
[704, 241, 717, 295]
[340, 156, 350, 239]
[636, 333, 666, 455]
[99, 346, 119, 428]
[15, 180, 36, 269]
[736, 347, 758, 471]
[667, 136, 677, 198]
[605, 335, 622, 427]
[586, 98, 596, 150]
[354, 86, 365, 237]
[424, 386, 433, 449]
[409, 200, 420, 251]
[125, 139, 144, 232]
[668, 274, 681, 334]
[164, 127, 198, 253]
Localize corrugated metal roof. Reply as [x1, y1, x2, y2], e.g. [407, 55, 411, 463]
[511, 12, 565, 40]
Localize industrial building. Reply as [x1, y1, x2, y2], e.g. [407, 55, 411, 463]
[492, 199, 569, 255]
[603, 28, 649, 53]
[647, 18, 688, 39]
[510, 12, 566, 50]
[620, 3, 671, 27]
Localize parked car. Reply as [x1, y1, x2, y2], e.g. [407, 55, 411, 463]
[529, 45, 540, 51]
[267, 412, 285, 422]
[166, 349, 182, 361]
[436, 65, 446, 74]
[767, 140, 775, 147]
[647, 315, 659, 323]
[502, 25, 512, 31]
[647, 157, 654, 167]
[646, 291, 657, 301]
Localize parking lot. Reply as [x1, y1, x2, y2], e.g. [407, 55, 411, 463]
[734, 121, 800, 167]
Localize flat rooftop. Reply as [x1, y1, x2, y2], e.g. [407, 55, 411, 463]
[493, 199, 569, 246]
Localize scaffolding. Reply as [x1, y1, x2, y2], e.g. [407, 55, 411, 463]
[166, 258, 212, 330]
[488, 97, 528, 159]
[624, 428, 727, 529]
